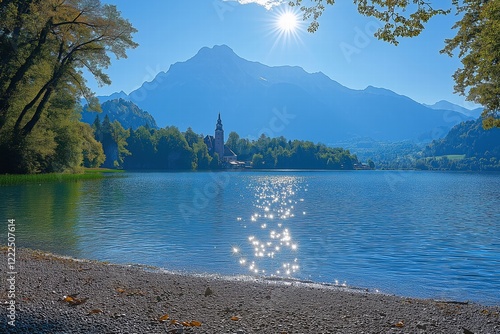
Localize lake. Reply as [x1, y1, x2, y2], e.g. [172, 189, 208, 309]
[1, 171, 499, 305]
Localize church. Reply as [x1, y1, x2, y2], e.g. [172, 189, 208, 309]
[204, 113, 238, 165]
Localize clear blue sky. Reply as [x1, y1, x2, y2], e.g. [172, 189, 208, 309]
[88, 0, 477, 109]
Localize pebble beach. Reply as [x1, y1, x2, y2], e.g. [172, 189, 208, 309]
[1, 248, 499, 333]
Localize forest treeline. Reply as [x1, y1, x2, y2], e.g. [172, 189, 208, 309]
[90, 115, 359, 171]
[416, 118, 500, 171]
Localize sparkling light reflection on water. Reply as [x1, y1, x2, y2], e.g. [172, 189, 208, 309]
[1, 171, 499, 305]
[236, 176, 301, 276]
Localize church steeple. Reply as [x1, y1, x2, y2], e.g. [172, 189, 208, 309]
[214, 113, 224, 160]
[215, 112, 223, 131]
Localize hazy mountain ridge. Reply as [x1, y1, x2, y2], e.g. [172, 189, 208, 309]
[423, 100, 483, 119]
[97, 45, 471, 143]
[82, 99, 158, 130]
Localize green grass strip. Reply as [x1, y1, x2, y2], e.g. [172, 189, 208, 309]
[0, 169, 125, 186]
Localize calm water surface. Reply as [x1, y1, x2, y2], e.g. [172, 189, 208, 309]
[1, 171, 499, 305]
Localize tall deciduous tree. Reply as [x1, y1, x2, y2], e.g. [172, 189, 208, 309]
[442, 0, 500, 128]
[0, 0, 137, 173]
[290, 0, 499, 127]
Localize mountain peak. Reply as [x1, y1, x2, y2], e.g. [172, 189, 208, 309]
[364, 85, 400, 97]
[194, 45, 238, 60]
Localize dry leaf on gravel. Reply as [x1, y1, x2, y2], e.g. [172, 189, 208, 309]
[190, 320, 202, 327]
[159, 314, 170, 322]
[393, 320, 405, 328]
[62, 295, 87, 306]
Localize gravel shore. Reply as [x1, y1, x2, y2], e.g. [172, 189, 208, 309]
[1, 248, 499, 333]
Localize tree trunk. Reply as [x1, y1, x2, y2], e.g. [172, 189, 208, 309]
[0, 20, 52, 130]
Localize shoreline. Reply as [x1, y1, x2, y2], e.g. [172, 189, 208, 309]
[1, 248, 499, 333]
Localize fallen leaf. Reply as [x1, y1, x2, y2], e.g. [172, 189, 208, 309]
[159, 314, 170, 322]
[116, 288, 125, 294]
[481, 309, 490, 315]
[181, 321, 191, 327]
[394, 321, 405, 328]
[63, 295, 75, 303]
[170, 319, 180, 325]
[88, 309, 103, 315]
[190, 320, 202, 327]
[62, 295, 87, 306]
[231, 316, 240, 321]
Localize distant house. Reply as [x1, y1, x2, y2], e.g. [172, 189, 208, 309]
[204, 113, 237, 164]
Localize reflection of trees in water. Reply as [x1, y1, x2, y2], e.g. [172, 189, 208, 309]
[2, 181, 83, 254]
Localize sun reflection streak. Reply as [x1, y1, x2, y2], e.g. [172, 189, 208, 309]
[234, 176, 304, 278]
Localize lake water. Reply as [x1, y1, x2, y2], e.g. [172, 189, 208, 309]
[1, 171, 499, 305]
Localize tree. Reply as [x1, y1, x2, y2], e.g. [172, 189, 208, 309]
[442, 0, 500, 129]
[252, 153, 264, 168]
[81, 123, 105, 168]
[290, 0, 499, 128]
[226, 131, 240, 151]
[111, 120, 130, 168]
[0, 0, 137, 173]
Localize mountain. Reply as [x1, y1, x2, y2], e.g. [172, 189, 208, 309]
[423, 100, 483, 119]
[81, 98, 158, 130]
[98, 45, 471, 143]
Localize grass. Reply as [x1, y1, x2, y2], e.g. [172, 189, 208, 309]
[83, 168, 126, 174]
[0, 168, 126, 186]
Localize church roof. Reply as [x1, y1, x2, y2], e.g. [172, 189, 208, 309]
[224, 146, 237, 157]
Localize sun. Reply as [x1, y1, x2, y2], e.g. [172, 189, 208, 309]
[268, 7, 303, 48]
[277, 12, 299, 33]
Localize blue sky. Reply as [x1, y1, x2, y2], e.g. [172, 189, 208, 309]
[88, 0, 477, 109]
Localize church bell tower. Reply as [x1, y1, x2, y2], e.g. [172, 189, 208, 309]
[214, 113, 224, 160]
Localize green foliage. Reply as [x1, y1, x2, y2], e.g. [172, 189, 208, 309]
[231, 134, 358, 169]
[0, 0, 137, 173]
[154, 127, 194, 170]
[81, 123, 105, 168]
[123, 126, 195, 170]
[289, 0, 449, 43]
[441, 0, 500, 128]
[91, 116, 129, 169]
[252, 153, 265, 168]
[119, 126, 358, 170]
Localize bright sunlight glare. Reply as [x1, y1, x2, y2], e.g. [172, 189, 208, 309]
[267, 7, 303, 49]
[277, 12, 298, 33]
